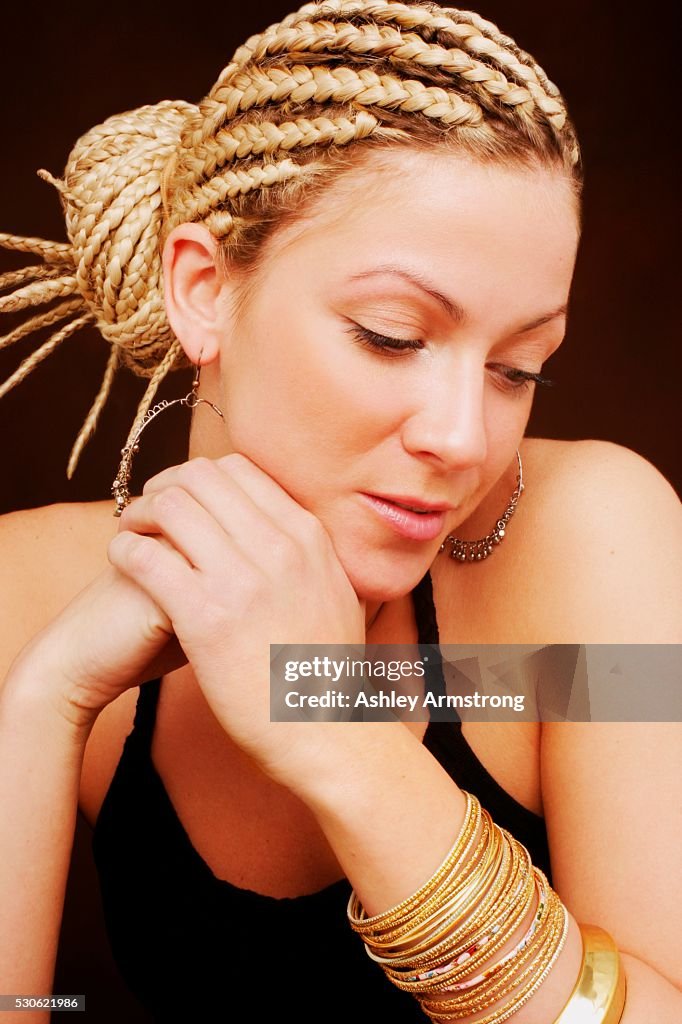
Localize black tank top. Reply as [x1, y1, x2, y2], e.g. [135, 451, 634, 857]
[92, 570, 552, 1022]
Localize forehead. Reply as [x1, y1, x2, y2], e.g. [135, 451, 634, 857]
[253, 149, 580, 321]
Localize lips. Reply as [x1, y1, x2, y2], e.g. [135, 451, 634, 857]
[396, 503, 429, 514]
[367, 493, 455, 513]
[359, 493, 450, 541]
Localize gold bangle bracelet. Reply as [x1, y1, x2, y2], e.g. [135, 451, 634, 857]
[347, 792, 480, 934]
[423, 886, 565, 1010]
[383, 819, 508, 958]
[368, 811, 498, 949]
[347, 793, 576, 1024]
[423, 902, 569, 1023]
[414, 869, 553, 997]
[382, 832, 534, 986]
[394, 864, 537, 992]
[551, 923, 626, 1024]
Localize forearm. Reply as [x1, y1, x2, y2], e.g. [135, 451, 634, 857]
[0, 662, 91, 1022]
[619, 954, 681, 1023]
[296, 724, 679, 1022]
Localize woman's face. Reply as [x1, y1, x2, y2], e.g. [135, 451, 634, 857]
[198, 150, 580, 601]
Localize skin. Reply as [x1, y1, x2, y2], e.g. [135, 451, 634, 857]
[2, 149, 681, 1022]
[169, 149, 579, 609]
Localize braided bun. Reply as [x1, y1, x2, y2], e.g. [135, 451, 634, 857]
[0, 0, 581, 479]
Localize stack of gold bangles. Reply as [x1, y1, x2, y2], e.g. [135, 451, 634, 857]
[347, 791, 626, 1023]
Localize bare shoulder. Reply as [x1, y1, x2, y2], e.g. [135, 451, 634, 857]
[516, 437, 682, 641]
[0, 499, 118, 681]
[521, 436, 680, 505]
[0, 497, 118, 568]
[433, 438, 681, 643]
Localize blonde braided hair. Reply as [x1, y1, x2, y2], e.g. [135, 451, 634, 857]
[0, 0, 581, 480]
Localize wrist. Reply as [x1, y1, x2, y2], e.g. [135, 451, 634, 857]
[4, 642, 99, 741]
[284, 719, 419, 811]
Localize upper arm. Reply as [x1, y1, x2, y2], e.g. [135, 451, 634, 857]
[0, 501, 134, 824]
[541, 718, 682, 988]
[521, 440, 682, 642]
[0, 502, 111, 684]
[531, 443, 682, 986]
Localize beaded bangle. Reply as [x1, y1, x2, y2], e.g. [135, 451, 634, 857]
[360, 820, 532, 984]
[423, 900, 569, 1021]
[414, 834, 533, 982]
[405, 872, 550, 990]
[420, 876, 565, 1009]
[380, 855, 535, 989]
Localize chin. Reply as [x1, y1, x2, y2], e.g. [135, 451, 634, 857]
[338, 546, 434, 603]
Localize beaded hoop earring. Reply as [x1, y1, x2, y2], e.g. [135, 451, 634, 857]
[111, 356, 224, 517]
[439, 450, 524, 562]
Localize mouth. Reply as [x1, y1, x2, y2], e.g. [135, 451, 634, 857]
[360, 493, 453, 542]
[369, 493, 455, 514]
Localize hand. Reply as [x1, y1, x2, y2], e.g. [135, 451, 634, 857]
[107, 453, 366, 789]
[8, 558, 187, 734]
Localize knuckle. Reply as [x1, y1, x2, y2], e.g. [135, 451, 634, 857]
[219, 452, 251, 474]
[142, 461, 180, 494]
[184, 455, 216, 482]
[268, 530, 299, 565]
[141, 476, 160, 497]
[150, 485, 186, 520]
[114, 532, 157, 575]
[274, 536, 312, 579]
[128, 537, 157, 575]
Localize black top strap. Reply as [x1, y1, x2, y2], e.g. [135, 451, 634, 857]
[412, 569, 449, 711]
[411, 568, 440, 645]
[127, 676, 162, 754]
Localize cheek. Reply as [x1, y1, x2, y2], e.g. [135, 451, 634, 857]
[478, 389, 533, 484]
[218, 321, 392, 480]
[485, 386, 534, 436]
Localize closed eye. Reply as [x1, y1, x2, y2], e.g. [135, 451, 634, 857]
[346, 323, 554, 393]
[489, 364, 555, 388]
[347, 323, 422, 353]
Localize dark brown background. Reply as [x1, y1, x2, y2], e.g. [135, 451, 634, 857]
[0, 2, 679, 1021]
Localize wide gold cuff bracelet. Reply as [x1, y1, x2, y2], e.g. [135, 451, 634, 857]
[552, 923, 626, 1024]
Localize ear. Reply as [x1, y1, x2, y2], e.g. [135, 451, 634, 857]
[162, 223, 226, 364]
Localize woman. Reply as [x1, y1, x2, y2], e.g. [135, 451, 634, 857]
[0, 2, 680, 1021]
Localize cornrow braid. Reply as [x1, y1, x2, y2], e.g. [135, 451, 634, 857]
[0, 0, 581, 480]
[230, 17, 562, 121]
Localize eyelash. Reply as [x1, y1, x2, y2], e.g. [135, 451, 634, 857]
[347, 324, 554, 394]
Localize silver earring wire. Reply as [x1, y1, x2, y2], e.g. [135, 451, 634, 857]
[111, 353, 224, 517]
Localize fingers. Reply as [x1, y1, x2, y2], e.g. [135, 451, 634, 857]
[108, 526, 266, 652]
[123, 455, 290, 571]
[118, 485, 253, 574]
[108, 530, 201, 630]
[109, 529, 188, 584]
[142, 453, 325, 549]
[112, 453, 336, 633]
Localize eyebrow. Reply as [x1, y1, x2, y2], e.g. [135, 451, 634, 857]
[346, 265, 568, 333]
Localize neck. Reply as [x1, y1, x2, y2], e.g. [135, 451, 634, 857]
[365, 599, 384, 634]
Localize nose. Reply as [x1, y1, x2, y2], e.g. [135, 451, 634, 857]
[401, 358, 488, 470]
